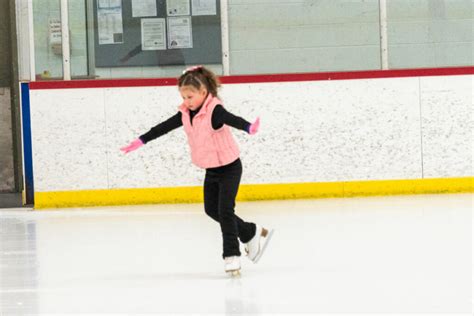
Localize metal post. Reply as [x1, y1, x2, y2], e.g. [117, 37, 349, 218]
[220, 0, 230, 75]
[379, 0, 389, 70]
[15, 0, 31, 81]
[10, 0, 24, 195]
[27, 0, 36, 81]
[60, 0, 71, 80]
[86, 0, 96, 78]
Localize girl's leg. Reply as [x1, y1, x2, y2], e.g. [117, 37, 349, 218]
[204, 173, 240, 258]
[217, 162, 257, 258]
[236, 217, 256, 244]
[204, 173, 255, 244]
[203, 176, 220, 222]
[217, 172, 242, 258]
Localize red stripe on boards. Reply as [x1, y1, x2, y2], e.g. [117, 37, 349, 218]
[29, 66, 474, 90]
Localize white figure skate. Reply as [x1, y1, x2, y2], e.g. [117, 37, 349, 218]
[224, 256, 241, 277]
[245, 225, 274, 263]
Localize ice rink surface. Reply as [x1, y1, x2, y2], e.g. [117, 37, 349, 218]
[0, 194, 472, 315]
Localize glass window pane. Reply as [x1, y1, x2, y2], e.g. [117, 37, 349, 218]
[33, 0, 63, 80]
[228, 0, 381, 75]
[68, 0, 89, 79]
[387, 0, 473, 69]
[32, 0, 472, 81]
[82, 0, 223, 79]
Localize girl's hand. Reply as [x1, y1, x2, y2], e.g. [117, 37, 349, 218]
[248, 117, 260, 135]
[120, 138, 144, 154]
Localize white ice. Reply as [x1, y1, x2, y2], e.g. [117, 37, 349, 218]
[0, 194, 472, 315]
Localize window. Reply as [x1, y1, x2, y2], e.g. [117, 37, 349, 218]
[33, 0, 63, 79]
[29, 0, 473, 81]
[387, 0, 473, 68]
[228, 0, 381, 74]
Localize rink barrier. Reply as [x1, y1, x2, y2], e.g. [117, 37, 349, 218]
[34, 177, 473, 209]
[23, 66, 474, 209]
[29, 66, 474, 89]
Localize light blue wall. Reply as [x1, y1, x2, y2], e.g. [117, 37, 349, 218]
[387, 0, 473, 68]
[228, 0, 381, 74]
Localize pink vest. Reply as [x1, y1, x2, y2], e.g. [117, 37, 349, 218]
[179, 94, 240, 169]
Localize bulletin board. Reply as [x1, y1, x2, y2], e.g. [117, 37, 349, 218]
[92, 0, 222, 67]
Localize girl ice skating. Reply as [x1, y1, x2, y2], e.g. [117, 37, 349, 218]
[121, 66, 274, 276]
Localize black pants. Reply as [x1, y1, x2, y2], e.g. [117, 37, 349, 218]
[204, 159, 256, 258]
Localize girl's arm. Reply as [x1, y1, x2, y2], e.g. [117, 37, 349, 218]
[212, 105, 252, 132]
[139, 112, 183, 144]
[121, 112, 183, 154]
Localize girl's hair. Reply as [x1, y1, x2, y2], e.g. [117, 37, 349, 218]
[178, 66, 221, 97]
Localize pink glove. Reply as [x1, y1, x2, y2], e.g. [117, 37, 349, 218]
[248, 117, 260, 135]
[120, 138, 144, 154]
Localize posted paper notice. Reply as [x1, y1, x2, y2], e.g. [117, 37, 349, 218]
[167, 16, 193, 49]
[97, 0, 123, 44]
[192, 0, 216, 16]
[132, 0, 157, 17]
[141, 18, 166, 50]
[167, 0, 191, 16]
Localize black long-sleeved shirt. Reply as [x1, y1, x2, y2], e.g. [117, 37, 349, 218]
[139, 104, 251, 144]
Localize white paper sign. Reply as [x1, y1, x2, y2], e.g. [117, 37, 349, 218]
[98, 0, 121, 9]
[49, 18, 62, 44]
[191, 0, 216, 16]
[141, 18, 167, 50]
[167, 0, 190, 16]
[97, 1, 124, 44]
[167, 17, 193, 49]
[132, 0, 157, 17]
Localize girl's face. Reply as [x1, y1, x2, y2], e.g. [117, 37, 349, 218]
[179, 85, 208, 111]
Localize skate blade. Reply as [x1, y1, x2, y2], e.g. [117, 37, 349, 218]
[227, 270, 241, 277]
[253, 229, 274, 264]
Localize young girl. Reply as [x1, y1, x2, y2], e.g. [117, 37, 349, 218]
[120, 66, 273, 275]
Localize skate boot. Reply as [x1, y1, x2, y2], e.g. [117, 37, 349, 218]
[245, 225, 274, 263]
[224, 256, 241, 277]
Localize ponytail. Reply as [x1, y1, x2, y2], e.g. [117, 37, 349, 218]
[178, 66, 221, 97]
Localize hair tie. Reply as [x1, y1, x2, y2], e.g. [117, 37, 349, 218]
[182, 65, 203, 74]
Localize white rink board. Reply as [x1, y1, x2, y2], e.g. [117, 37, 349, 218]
[420, 76, 474, 178]
[29, 75, 473, 192]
